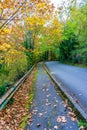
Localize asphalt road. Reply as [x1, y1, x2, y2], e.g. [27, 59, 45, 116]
[45, 61, 87, 114]
[25, 63, 79, 130]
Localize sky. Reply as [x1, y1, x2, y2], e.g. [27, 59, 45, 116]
[51, 0, 63, 8]
[51, 0, 85, 8]
[50, 0, 85, 21]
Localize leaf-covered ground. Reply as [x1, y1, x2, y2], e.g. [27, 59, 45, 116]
[0, 68, 37, 130]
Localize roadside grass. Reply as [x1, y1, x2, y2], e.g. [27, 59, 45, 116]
[78, 120, 87, 129]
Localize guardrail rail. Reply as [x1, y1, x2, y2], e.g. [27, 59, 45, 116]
[0, 65, 35, 110]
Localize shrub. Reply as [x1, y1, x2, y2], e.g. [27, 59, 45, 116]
[0, 51, 28, 96]
[0, 83, 8, 97]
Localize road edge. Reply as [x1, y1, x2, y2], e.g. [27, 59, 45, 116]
[43, 63, 87, 121]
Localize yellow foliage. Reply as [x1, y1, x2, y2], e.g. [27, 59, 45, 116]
[36, 3, 46, 9]
[4, 49, 21, 64]
[0, 0, 63, 67]
[0, 43, 11, 51]
[25, 16, 45, 30]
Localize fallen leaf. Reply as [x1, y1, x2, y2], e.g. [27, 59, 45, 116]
[68, 111, 76, 118]
[54, 105, 57, 108]
[79, 126, 85, 130]
[57, 116, 61, 123]
[38, 113, 43, 117]
[47, 94, 51, 97]
[57, 116, 67, 123]
[71, 117, 76, 122]
[62, 116, 67, 123]
[54, 125, 58, 129]
[75, 99, 79, 103]
[45, 99, 49, 103]
[46, 103, 51, 106]
[67, 107, 72, 111]
[36, 123, 41, 127]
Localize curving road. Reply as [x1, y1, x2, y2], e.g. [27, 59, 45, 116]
[25, 63, 79, 130]
[45, 61, 87, 114]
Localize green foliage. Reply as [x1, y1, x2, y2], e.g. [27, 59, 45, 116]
[0, 82, 8, 97]
[59, 25, 78, 62]
[24, 51, 34, 67]
[78, 119, 87, 129]
[0, 64, 9, 86]
[24, 31, 34, 50]
[71, 44, 87, 64]
[58, 2, 87, 65]
[7, 54, 28, 82]
[0, 53, 28, 87]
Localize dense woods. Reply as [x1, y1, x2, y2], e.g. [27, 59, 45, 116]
[59, 1, 87, 64]
[0, 0, 87, 94]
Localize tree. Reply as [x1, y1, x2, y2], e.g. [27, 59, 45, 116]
[58, 1, 87, 64]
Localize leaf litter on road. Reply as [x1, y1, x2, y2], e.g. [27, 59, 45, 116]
[57, 116, 67, 123]
[0, 68, 37, 130]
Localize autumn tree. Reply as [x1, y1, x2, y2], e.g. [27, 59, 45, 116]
[0, 0, 28, 86]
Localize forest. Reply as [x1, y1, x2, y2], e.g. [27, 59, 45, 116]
[0, 0, 87, 95]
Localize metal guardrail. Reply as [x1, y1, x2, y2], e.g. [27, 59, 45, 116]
[0, 65, 35, 110]
[43, 63, 87, 121]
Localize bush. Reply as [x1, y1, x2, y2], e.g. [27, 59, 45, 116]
[0, 52, 28, 87]
[0, 83, 8, 97]
[7, 53, 28, 82]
